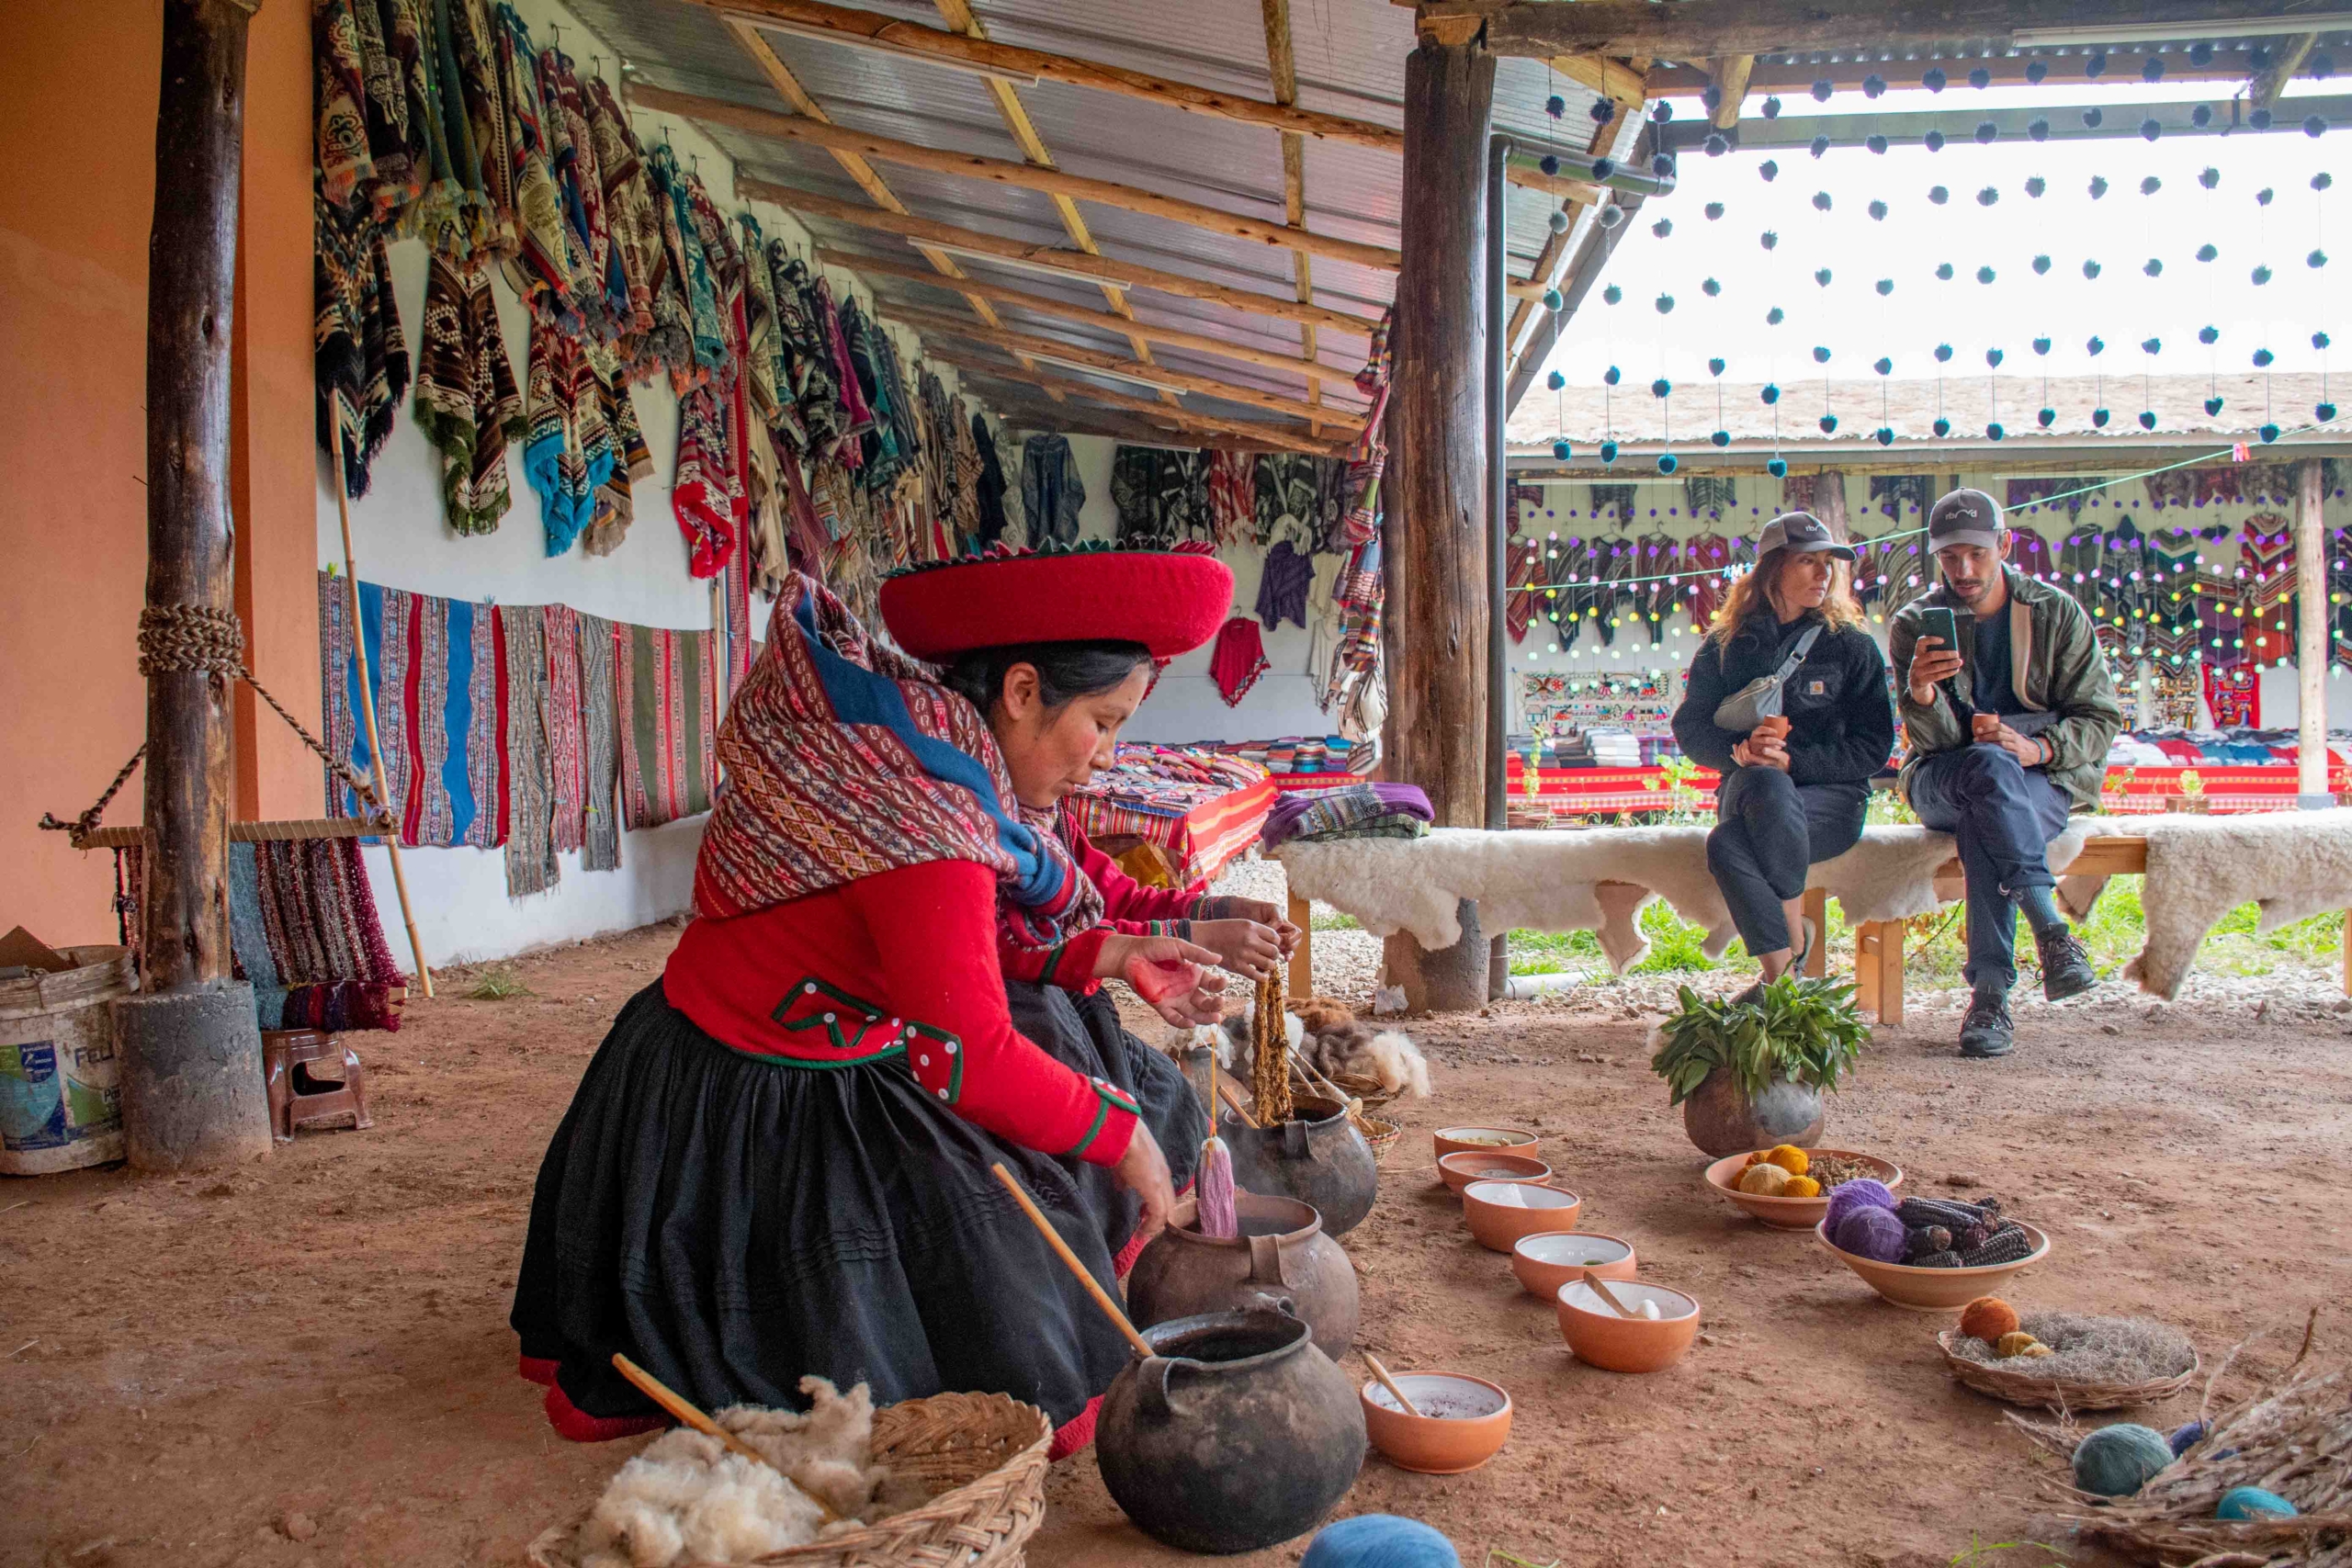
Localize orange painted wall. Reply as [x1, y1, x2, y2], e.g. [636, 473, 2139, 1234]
[1, 1, 318, 947]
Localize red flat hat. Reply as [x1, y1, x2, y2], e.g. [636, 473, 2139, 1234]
[879, 545, 1234, 661]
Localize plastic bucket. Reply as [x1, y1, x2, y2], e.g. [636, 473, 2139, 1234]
[0, 945, 131, 1175]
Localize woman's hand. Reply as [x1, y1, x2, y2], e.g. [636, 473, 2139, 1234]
[1100, 934, 1230, 1028]
[1113, 1122, 1178, 1245]
[1731, 737, 1791, 771]
[1211, 897, 1303, 958]
[1189, 918, 1285, 981]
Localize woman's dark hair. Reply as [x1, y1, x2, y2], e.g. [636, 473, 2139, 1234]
[942, 639, 1153, 716]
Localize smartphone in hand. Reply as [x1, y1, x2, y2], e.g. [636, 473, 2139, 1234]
[1917, 605, 1958, 649]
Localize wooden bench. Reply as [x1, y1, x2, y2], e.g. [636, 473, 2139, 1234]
[1284, 834, 2352, 1022]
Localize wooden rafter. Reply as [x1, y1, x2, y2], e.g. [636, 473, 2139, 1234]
[813, 248, 1363, 389]
[928, 350, 1350, 453]
[881, 302, 1363, 427]
[2253, 31, 2318, 107]
[1648, 47, 2300, 96]
[1708, 55, 1753, 129]
[978, 385, 1317, 450]
[923, 0, 1173, 407]
[1549, 52, 1649, 106]
[1260, 0, 1322, 434]
[1504, 79, 1642, 377]
[738, 178, 1384, 335]
[632, 85, 1405, 273]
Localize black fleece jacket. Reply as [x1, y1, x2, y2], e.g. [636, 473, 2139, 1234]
[1671, 612, 1895, 786]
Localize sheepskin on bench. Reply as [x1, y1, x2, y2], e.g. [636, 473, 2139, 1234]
[2114, 807, 2352, 998]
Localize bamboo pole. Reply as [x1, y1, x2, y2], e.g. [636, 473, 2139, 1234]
[328, 420, 435, 998]
[989, 1163, 1158, 1357]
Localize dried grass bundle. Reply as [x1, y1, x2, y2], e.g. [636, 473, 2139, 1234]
[1949, 1313, 2198, 1382]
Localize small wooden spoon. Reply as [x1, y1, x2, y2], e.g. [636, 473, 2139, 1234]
[1361, 1351, 1426, 1418]
[1580, 1268, 1640, 1320]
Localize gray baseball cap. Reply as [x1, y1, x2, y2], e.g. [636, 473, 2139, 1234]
[1756, 510, 1857, 561]
[1928, 487, 2004, 550]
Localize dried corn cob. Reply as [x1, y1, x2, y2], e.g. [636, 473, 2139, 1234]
[1913, 1249, 1963, 1269]
[1895, 1197, 1992, 1230]
[1956, 1226, 2036, 1267]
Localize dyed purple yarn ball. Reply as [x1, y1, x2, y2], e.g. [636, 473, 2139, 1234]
[1832, 1204, 1908, 1263]
[1822, 1178, 1896, 1232]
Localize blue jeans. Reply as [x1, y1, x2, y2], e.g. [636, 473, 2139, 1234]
[1707, 768, 1870, 956]
[1906, 744, 2075, 992]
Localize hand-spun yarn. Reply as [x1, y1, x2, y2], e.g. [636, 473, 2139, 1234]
[2216, 1486, 2298, 1520]
[1823, 1179, 1896, 1234]
[1831, 1203, 1906, 1262]
[2072, 1424, 2174, 1497]
[1302, 1515, 1463, 1568]
[1958, 1296, 2019, 1342]
[2167, 1419, 2206, 1457]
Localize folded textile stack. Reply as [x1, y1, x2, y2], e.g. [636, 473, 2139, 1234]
[1261, 782, 1434, 846]
[1590, 728, 1643, 767]
[1267, 742, 1298, 773]
[1638, 733, 1683, 766]
[1550, 729, 1599, 769]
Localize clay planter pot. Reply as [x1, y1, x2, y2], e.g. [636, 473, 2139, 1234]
[1360, 1372, 1513, 1474]
[1438, 1150, 1551, 1193]
[1679, 1068, 1825, 1157]
[1703, 1149, 1904, 1230]
[1432, 1125, 1540, 1164]
[1555, 1280, 1702, 1373]
[1815, 1219, 2052, 1312]
[1097, 1307, 1366, 1555]
[1510, 1232, 1638, 1299]
[1461, 1179, 1582, 1252]
[1219, 1096, 1379, 1237]
[1126, 1191, 1361, 1359]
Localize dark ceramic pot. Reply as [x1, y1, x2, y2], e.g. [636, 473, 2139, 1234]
[1217, 1095, 1379, 1236]
[1096, 1307, 1366, 1555]
[1126, 1191, 1360, 1358]
[1680, 1068, 1824, 1156]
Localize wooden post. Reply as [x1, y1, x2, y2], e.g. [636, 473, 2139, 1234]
[1801, 887, 1828, 978]
[1382, 31, 1494, 1014]
[1286, 890, 1313, 996]
[2296, 457, 2335, 807]
[116, 0, 277, 1172]
[1813, 469, 1847, 542]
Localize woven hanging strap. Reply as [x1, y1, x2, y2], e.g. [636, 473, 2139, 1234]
[37, 603, 392, 846]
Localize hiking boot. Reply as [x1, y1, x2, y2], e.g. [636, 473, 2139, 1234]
[2035, 927, 2098, 1002]
[1959, 990, 2014, 1058]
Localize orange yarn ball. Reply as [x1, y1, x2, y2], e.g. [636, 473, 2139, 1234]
[1959, 1296, 2019, 1342]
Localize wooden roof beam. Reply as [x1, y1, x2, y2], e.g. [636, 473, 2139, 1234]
[2253, 31, 2318, 107]
[1708, 55, 1753, 129]
[1260, 0, 1324, 436]
[1548, 52, 1650, 105]
[631, 84, 1404, 273]
[928, 350, 1351, 453]
[813, 247, 1363, 388]
[737, 177, 1385, 335]
[1427, 1, 2337, 60]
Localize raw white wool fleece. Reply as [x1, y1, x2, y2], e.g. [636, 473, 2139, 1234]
[2121, 808, 2352, 998]
[575, 1377, 891, 1568]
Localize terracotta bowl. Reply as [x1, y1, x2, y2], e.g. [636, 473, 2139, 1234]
[1510, 1231, 1638, 1298]
[1555, 1280, 1702, 1373]
[1461, 1179, 1582, 1252]
[1702, 1149, 1905, 1231]
[1439, 1150, 1552, 1193]
[1814, 1220, 2052, 1312]
[1359, 1372, 1513, 1474]
[1432, 1126, 1540, 1165]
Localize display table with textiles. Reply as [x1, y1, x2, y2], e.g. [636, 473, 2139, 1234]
[1274, 816, 2352, 1014]
[1064, 745, 1275, 885]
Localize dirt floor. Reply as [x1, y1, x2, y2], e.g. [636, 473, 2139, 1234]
[6, 919, 2350, 1568]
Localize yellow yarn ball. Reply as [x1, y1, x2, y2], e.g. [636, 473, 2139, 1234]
[1765, 1145, 1809, 1176]
[1995, 1331, 2046, 1359]
[1782, 1175, 1821, 1198]
[1737, 1162, 1792, 1196]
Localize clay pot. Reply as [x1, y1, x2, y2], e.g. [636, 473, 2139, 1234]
[1510, 1232, 1638, 1299]
[1432, 1125, 1540, 1163]
[1219, 1096, 1379, 1236]
[1126, 1191, 1361, 1359]
[1555, 1279, 1702, 1373]
[1360, 1371, 1513, 1474]
[1679, 1068, 1824, 1157]
[1437, 1150, 1551, 1192]
[1460, 1179, 1583, 1252]
[1097, 1307, 1366, 1555]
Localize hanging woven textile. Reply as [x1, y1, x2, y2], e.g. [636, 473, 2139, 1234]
[229, 839, 408, 1032]
[414, 254, 524, 535]
[522, 323, 616, 556]
[1206, 448, 1257, 547]
[1630, 530, 1680, 643]
[314, 187, 410, 500]
[616, 622, 717, 829]
[1209, 617, 1270, 707]
[581, 341, 650, 557]
[576, 610, 623, 871]
[488, 6, 571, 321]
[2240, 515, 2297, 667]
[502, 604, 559, 896]
[1684, 476, 1737, 519]
[2204, 663, 2261, 726]
[541, 602, 586, 856]
[1504, 522, 1542, 645]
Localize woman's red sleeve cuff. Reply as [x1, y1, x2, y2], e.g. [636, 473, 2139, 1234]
[1069, 1079, 1141, 1167]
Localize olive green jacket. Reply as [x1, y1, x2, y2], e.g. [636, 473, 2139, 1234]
[1888, 567, 2125, 810]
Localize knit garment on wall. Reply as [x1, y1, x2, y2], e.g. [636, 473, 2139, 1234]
[1022, 434, 1086, 547]
[1256, 541, 1316, 632]
[581, 341, 650, 557]
[1209, 617, 1270, 706]
[314, 186, 410, 500]
[1113, 446, 1211, 547]
[523, 324, 616, 555]
[414, 254, 524, 535]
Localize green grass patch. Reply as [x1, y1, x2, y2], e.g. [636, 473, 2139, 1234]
[1310, 908, 1362, 932]
[466, 965, 532, 1000]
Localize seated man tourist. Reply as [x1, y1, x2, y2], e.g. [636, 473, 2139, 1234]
[1890, 488, 2125, 1059]
[1673, 511, 1894, 1002]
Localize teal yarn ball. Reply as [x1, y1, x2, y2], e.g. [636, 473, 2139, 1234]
[2261, 423, 2281, 443]
[1767, 457, 1788, 479]
[1657, 453, 1679, 474]
[2216, 1487, 2297, 1521]
[2073, 1425, 2173, 1497]
[1711, 430, 1731, 447]
[1599, 440, 1619, 464]
[1305, 1516, 1462, 1568]
[1551, 440, 1572, 461]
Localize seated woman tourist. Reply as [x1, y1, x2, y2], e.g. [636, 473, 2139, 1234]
[511, 546, 1293, 1460]
[1671, 512, 1895, 992]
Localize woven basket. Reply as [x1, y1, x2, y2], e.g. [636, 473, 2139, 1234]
[526, 1391, 1051, 1568]
[1935, 1330, 2200, 1412]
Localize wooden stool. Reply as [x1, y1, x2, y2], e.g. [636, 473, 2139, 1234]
[260, 1028, 373, 1143]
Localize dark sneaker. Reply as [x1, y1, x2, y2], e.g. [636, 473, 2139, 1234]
[1959, 991, 2014, 1058]
[2035, 927, 2098, 1002]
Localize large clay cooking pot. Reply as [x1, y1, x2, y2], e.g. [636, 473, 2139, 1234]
[1680, 1067, 1824, 1157]
[1097, 1307, 1366, 1556]
[1126, 1191, 1360, 1358]
[1217, 1095, 1379, 1235]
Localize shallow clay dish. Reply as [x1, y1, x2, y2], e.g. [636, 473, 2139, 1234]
[1433, 1126, 1541, 1164]
[1555, 1280, 1702, 1373]
[1703, 1149, 1905, 1230]
[1510, 1232, 1638, 1298]
[1439, 1150, 1552, 1193]
[1360, 1372, 1513, 1473]
[1814, 1220, 2052, 1311]
[1461, 1179, 1582, 1252]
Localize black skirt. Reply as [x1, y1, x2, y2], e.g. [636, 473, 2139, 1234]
[509, 976, 1203, 1429]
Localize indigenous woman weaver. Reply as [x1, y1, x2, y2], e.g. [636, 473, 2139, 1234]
[512, 545, 1295, 1458]
[1672, 512, 1895, 994]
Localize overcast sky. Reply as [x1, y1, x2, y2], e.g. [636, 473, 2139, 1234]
[1533, 79, 2346, 425]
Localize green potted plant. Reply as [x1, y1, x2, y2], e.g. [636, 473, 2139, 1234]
[1650, 976, 1871, 1156]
